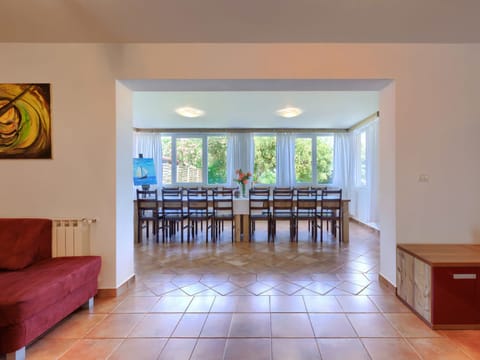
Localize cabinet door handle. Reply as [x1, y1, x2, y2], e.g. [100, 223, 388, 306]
[453, 274, 477, 279]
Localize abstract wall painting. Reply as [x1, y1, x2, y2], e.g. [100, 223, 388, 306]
[0, 83, 51, 159]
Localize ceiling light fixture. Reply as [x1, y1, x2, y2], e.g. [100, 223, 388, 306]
[276, 106, 303, 118]
[175, 106, 205, 118]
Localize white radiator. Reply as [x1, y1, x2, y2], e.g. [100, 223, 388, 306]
[52, 218, 96, 257]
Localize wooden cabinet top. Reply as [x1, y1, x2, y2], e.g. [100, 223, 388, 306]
[397, 244, 480, 267]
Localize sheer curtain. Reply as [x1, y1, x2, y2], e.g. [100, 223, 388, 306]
[332, 132, 352, 200]
[133, 132, 163, 186]
[366, 118, 379, 225]
[227, 133, 253, 186]
[350, 118, 379, 226]
[276, 133, 296, 187]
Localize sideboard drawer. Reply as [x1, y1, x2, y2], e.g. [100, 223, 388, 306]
[432, 267, 480, 325]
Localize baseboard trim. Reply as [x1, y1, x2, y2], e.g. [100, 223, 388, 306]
[350, 217, 380, 234]
[378, 273, 396, 292]
[97, 274, 136, 298]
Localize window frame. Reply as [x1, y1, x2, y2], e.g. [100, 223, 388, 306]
[163, 133, 228, 186]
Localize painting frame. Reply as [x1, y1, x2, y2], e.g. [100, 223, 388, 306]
[0, 83, 52, 159]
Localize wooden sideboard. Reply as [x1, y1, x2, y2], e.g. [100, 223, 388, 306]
[396, 244, 480, 329]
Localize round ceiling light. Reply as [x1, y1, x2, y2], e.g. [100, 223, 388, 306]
[175, 106, 205, 118]
[276, 106, 303, 118]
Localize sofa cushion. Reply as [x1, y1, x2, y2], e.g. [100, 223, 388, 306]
[0, 256, 101, 326]
[0, 218, 52, 270]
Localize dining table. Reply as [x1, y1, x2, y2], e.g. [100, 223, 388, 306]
[133, 196, 350, 243]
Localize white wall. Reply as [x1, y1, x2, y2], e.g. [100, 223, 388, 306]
[1, 43, 479, 287]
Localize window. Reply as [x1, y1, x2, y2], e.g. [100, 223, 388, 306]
[160, 134, 227, 185]
[317, 135, 334, 184]
[207, 136, 227, 184]
[254, 135, 276, 185]
[176, 137, 203, 183]
[295, 137, 312, 183]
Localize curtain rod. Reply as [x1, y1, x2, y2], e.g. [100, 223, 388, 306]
[133, 127, 348, 134]
[347, 111, 380, 132]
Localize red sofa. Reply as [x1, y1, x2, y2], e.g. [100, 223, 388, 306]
[0, 219, 101, 359]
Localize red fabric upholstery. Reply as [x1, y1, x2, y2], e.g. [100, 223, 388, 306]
[0, 218, 52, 270]
[0, 256, 101, 327]
[0, 218, 102, 355]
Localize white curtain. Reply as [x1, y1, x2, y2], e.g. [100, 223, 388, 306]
[133, 132, 163, 186]
[366, 118, 379, 225]
[349, 118, 379, 226]
[332, 132, 352, 200]
[276, 133, 296, 187]
[227, 133, 254, 186]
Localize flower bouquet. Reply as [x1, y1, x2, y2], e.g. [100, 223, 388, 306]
[234, 169, 251, 197]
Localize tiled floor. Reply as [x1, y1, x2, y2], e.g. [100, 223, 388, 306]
[3, 222, 480, 359]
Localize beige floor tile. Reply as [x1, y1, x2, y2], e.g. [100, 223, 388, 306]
[26, 338, 77, 360]
[272, 338, 321, 359]
[336, 295, 380, 312]
[368, 295, 411, 313]
[157, 338, 197, 360]
[270, 295, 306, 312]
[407, 338, 472, 359]
[45, 313, 107, 339]
[362, 338, 421, 360]
[200, 313, 234, 337]
[317, 338, 370, 360]
[271, 313, 314, 337]
[186, 295, 215, 312]
[112, 296, 159, 313]
[309, 313, 357, 337]
[303, 295, 343, 312]
[108, 338, 167, 360]
[347, 313, 400, 337]
[438, 330, 480, 359]
[229, 313, 271, 337]
[86, 314, 144, 338]
[190, 339, 227, 360]
[129, 313, 181, 337]
[224, 338, 271, 360]
[150, 296, 192, 312]
[384, 313, 442, 338]
[172, 313, 208, 337]
[59, 339, 122, 360]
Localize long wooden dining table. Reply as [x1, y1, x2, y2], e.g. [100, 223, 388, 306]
[133, 197, 350, 243]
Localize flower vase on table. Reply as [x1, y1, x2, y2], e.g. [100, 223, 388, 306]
[234, 168, 251, 198]
[241, 183, 246, 198]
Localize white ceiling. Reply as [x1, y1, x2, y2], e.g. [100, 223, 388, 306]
[2, 0, 480, 43]
[130, 80, 384, 129]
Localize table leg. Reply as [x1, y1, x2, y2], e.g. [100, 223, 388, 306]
[242, 215, 250, 242]
[234, 215, 242, 242]
[342, 201, 349, 243]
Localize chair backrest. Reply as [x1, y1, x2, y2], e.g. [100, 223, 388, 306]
[272, 188, 294, 213]
[212, 189, 234, 216]
[137, 189, 158, 217]
[249, 188, 270, 215]
[161, 187, 183, 212]
[296, 189, 317, 212]
[187, 188, 209, 213]
[319, 189, 342, 216]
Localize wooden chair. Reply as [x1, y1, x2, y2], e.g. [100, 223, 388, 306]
[161, 187, 188, 242]
[317, 189, 343, 243]
[295, 189, 318, 242]
[271, 188, 295, 241]
[248, 188, 271, 241]
[136, 189, 160, 243]
[186, 188, 213, 243]
[212, 188, 235, 242]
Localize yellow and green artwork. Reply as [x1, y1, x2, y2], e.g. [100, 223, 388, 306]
[0, 83, 51, 159]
